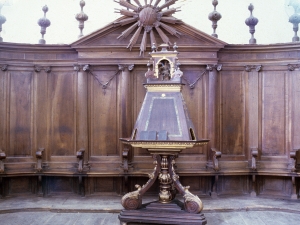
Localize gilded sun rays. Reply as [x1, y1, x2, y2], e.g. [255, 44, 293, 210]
[114, 0, 182, 56]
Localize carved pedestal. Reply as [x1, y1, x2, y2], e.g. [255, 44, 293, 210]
[119, 155, 207, 225]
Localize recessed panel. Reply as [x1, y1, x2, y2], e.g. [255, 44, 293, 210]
[9, 72, 33, 156]
[262, 72, 285, 156]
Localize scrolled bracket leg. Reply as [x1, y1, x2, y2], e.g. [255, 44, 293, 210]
[169, 156, 203, 214]
[121, 155, 161, 210]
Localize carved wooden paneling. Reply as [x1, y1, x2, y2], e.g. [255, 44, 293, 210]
[180, 176, 209, 196]
[47, 177, 76, 194]
[48, 72, 76, 157]
[181, 66, 207, 155]
[258, 176, 292, 197]
[89, 68, 119, 156]
[8, 177, 36, 195]
[217, 176, 249, 195]
[261, 72, 286, 156]
[133, 67, 147, 156]
[9, 72, 33, 157]
[219, 71, 245, 156]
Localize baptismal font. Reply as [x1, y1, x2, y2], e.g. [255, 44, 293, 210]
[119, 44, 209, 225]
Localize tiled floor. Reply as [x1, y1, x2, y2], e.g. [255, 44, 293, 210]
[0, 195, 299, 225]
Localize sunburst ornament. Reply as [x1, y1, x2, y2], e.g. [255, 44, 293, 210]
[114, 0, 182, 56]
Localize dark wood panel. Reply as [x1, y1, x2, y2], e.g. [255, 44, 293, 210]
[48, 177, 76, 194]
[180, 176, 208, 195]
[9, 177, 36, 194]
[133, 68, 147, 156]
[261, 72, 285, 156]
[90, 69, 118, 156]
[258, 176, 292, 197]
[217, 176, 249, 195]
[220, 71, 245, 155]
[9, 72, 33, 157]
[49, 72, 76, 156]
[181, 66, 207, 155]
[94, 177, 115, 192]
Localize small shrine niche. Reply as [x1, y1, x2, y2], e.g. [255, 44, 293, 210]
[145, 43, 183, 83]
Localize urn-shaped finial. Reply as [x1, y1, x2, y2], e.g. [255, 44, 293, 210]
[287, 0, 300, 42]
[75, 0, 88, 38]
[245, 3, 259, 44]
[208, 0, 222, 38]
[38, 5, 51, 44]
[0, 4, 6, 42]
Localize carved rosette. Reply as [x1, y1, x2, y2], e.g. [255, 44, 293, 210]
[208, 0, 222, 38]
[75, 0, 88, 38]
[0, 4, 6, 42]
[245, 4, 258, 44]
[38, 5, 51, 44]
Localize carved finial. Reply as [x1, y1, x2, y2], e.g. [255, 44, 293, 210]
[75, 0, 88, 38]
[245, 4, 259, 44]
[208, 0, 222, 38]
[288, 1, 300, 42]
[0, 4, 6, 42]
[38, 5, 51, 44]
[151, 42, 157, 52]
[173, 42, 178, 52]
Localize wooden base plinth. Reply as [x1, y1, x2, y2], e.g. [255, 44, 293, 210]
[119, 200, 207, 225]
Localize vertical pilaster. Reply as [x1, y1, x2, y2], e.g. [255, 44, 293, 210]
[76, 65, 88, 166]
[206, 65, 220, 166]
[118, 64, 134, 171]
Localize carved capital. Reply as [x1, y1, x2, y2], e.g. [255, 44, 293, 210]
[74, 64, 80, 72]
[34, 65, 51, 73]
[82, 64, 90, 72]
[206, 64, 222, 72]
[118, 64, 135, 72]
[1, 64, 8, 71]
[245, 65, 262, 72]
[287, 64, 300, 71]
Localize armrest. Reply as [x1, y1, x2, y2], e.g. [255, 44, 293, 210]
[36, 148, 44, 172]
[211, 148, 221, 171]
[76, 149, 85, 173]
[251, 148, 258, 171]
[0, 150, 6, 173]
[290, 149, 299, 172]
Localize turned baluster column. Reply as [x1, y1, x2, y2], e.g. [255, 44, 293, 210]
[158, 155, 172, 203]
